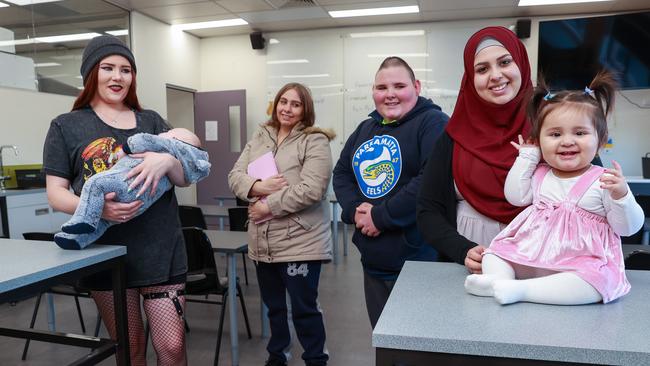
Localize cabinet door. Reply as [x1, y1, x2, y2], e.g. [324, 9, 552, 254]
[8, 204, 52, 239]
[49, 209, 71, 232]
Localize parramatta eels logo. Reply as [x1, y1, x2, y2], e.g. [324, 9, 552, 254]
[352, 135, 401, 199]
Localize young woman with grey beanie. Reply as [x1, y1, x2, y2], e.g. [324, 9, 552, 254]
[43, 35, 190, 365]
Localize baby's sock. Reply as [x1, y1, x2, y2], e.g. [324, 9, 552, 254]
[465, 274, 499, 297]
[492, 279, 527, 305]
[54, 232, 83, 250]
[61, 221, 96, 234]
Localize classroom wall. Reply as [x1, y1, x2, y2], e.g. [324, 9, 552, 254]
[130, 11, 201, 118]
[199, 35, 267, 139]
[0, 12, 202, 167]
[0, 86, 74, 165]
[199, 14, 650, 176]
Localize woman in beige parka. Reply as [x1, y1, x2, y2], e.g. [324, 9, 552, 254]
[228, 82, 334, 366]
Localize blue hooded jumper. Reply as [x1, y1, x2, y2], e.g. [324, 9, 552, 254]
[333, 96, 448, 279]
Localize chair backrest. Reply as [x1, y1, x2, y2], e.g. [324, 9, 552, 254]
[625, 250, 650, 270]
[23, 232, 55, 241]
[228, 207, 248, 232]
[182, 227, 225, 293]
[636, 195, 650, 217]
[178, 205, 208, 230]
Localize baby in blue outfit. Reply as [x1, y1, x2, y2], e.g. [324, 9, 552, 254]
[55, 128, 211, 249]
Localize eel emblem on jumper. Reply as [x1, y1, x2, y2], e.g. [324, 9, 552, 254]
[352, 135, 402, 199]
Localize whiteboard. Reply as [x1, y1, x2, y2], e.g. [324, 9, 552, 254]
[266, 33, 344, 162]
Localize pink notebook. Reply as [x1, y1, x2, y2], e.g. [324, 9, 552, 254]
[247, 151, 278, 224]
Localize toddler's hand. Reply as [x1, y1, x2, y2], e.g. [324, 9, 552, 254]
[510, 134, 536, 151]
[600, 160, 628, 200]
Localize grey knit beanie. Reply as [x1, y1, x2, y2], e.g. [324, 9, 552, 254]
[80, 35, 136, 83]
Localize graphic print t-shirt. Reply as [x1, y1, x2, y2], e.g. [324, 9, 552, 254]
[42, 107, 187, 289]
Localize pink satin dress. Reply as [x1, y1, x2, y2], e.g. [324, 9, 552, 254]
[487, 164, 630, 303]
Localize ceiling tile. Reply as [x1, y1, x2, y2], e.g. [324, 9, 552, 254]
[417, 0, 517, 12]
[239, 7, 329, 23]
[214, 0, 274, 13]
[137, 1, 229, 22]
[119, 0, 204, 8]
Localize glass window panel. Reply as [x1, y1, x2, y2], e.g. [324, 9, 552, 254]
[0, 0, 129, 96]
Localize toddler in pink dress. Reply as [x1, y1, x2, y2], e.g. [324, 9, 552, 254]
[464, 71, 645, 305]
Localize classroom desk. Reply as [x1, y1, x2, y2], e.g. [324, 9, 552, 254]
[627, 176, 650, 195]
[204, 230, 251, 366]
[198, 204, 233, 230]
[373, 261, 650, 366]
[0, 239, 129, 365]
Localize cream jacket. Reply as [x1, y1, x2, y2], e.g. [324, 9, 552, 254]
[228, 123, 335, 263]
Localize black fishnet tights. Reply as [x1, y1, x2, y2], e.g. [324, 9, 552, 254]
[92, 283, 187, 366]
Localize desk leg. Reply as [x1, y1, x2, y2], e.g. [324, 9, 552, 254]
[46, 293, 56, 331]
[343, 223, 349, 256]
[331, 203, 339, 265]
[227, 253, 239, 365]
[112, 258, 130, 366]
[261, 302, 269, 338]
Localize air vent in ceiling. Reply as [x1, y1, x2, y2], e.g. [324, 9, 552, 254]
[266, 0, 317, 9]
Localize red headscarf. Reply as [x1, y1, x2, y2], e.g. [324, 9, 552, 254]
[446, 26, 532, 224]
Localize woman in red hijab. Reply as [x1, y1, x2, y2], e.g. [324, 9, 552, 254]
[417, 26, 532, 273]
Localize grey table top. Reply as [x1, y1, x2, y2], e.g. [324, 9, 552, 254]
[0, 238, 126, 293]
[373, 261, 650, 365]
[197, 204, 236, 217]
[205, 230, 248, 254]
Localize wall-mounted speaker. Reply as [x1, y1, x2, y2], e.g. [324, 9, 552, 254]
[516, 19, 531, 39]
[250, 32, 265, 50]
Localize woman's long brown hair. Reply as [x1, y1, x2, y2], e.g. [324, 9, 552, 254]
[72, 62, 142, 111]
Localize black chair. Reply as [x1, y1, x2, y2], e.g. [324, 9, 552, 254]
[178, 204, 249, 284]
[625, 250, 650, 270]
[21, 232, 101, 360]
[227, 207, 250, 285]
[178, 205, 208, 230]
[182, 227, 252, 365]
[235, 197, 248, 207]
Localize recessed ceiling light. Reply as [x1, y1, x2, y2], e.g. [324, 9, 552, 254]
[106, 29, 128, 36]
[267, 59, 309, 65]
[171, 18, 248, 31]
[350, 30, 425, 38]
[4, 0, 62, 5]
[269, 38, 280, 44]
[36, 32, 101, 43]
[518, 0, 612, 6]
[0, 2, 10, 8]
[329, 5, 419, 18]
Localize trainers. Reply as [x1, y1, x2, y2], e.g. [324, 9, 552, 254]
[264, 359, 287, 366]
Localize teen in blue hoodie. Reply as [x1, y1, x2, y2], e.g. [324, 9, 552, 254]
[333, 57, 448, 328]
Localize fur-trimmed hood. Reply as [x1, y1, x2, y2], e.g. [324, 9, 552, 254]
[303, 126, 336, 141]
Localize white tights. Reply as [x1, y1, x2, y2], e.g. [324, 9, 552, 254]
[464, 254, 602, 305]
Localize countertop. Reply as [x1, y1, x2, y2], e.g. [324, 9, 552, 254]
[373, 261, 650, 365]
[0, 188, 46, 197]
